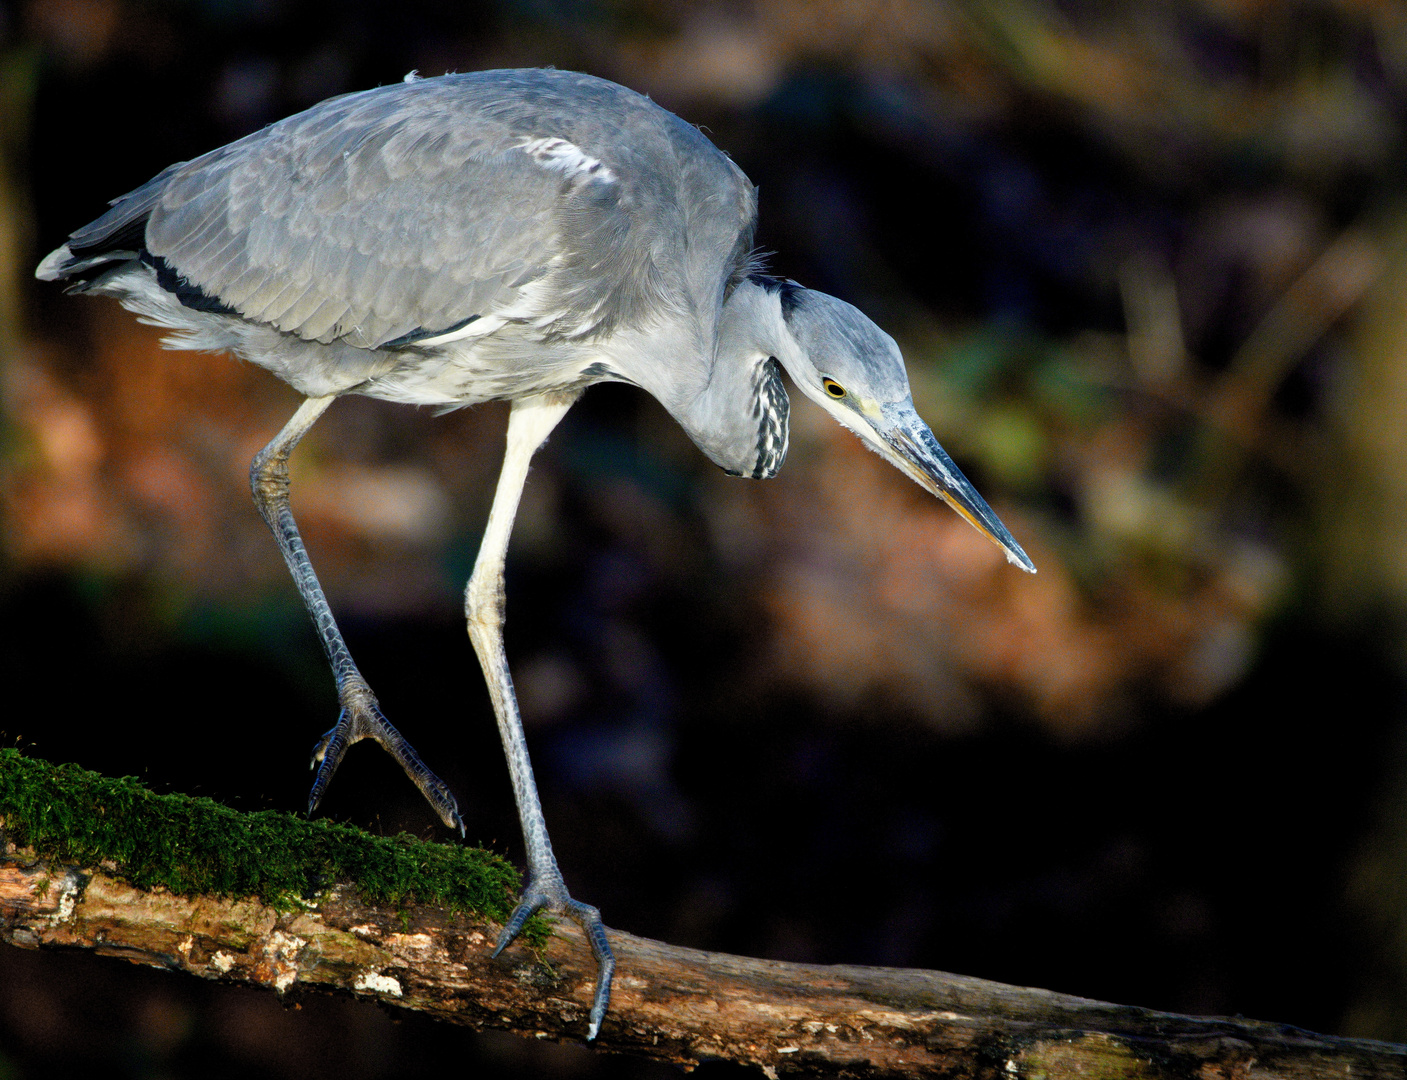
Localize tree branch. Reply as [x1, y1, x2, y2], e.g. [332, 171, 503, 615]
[0, 752, 1401, 1078]
[2, 851, 1401, 1079]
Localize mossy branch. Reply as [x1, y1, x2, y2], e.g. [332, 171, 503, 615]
[1, 750, 1402, 1079]
[0, 747, 546, 941]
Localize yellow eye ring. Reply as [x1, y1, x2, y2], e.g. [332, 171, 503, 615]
[822, 378, 845, 399]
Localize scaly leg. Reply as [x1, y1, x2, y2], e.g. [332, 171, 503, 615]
[251, 395, 463, 833]
[465, 391, 614, 1040]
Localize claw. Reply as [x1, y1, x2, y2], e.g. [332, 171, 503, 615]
[305, 692, 463, 832]
[493, 880, 615, 1040]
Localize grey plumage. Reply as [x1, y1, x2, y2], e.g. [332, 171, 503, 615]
[38, 67, 1034, 1041]
[46, 71, 753, 398]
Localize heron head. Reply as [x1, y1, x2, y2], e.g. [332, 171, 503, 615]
[772, 286, 1035, 573]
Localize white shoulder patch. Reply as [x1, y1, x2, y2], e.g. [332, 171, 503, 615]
[517, 137, 617, 186]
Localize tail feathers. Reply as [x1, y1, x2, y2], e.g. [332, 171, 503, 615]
[36, 161, 180, 284]
[34, 244, 74, 282]
[35, 243, 143, 288]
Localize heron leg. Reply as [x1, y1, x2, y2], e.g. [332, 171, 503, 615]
[465, 391, 614, 1040]
[251, 395, 464, 833]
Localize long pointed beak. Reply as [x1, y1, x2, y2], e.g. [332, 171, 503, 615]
[874, 402, 1036, 573]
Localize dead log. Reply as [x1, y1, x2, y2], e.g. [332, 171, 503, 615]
[0, 750, 1401, 1079]
[1, 848, 1402, 1079]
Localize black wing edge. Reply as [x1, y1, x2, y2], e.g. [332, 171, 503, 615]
[36, 163, 238, 318]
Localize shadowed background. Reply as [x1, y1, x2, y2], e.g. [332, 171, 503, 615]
[3, 0, 1407, 1076]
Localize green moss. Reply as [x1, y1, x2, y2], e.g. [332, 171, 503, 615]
[0, 748, 548, 947]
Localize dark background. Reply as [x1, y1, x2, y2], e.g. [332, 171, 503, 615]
[3, 1, 1407, 1076]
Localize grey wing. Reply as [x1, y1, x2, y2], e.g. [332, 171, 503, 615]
[140, 82, 627, 349]
[45, 70, 759, 359]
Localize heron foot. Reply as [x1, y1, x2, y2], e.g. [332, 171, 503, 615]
[493, 876, 615, 1041]
[308, 687, 464, 835]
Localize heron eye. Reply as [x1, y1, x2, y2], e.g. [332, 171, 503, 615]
[822, 378, 846, 398]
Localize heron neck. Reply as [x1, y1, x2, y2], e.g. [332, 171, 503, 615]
[673, 278, 792, 477]
[716, 277, 789, 364]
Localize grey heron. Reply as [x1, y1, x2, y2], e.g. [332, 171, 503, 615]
[37, 67, 1035, 1039]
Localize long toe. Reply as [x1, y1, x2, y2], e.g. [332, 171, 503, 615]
[491, 889, 546, 958]
[564, 899, 614, 1041]
[396, 747, 465, 834]
[363, 702, 464, 833]
[307, 711, 354, 815]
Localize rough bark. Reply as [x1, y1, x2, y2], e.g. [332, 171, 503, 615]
[0, 848, 1400, 1080]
